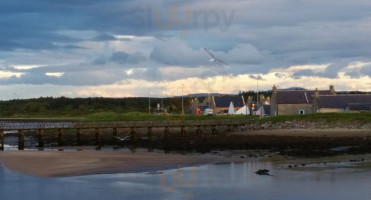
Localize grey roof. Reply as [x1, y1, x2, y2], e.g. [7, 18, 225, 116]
[318, 95, 371, 109]
[214, 96, 244, 107]
[346, 103, 371, 111]
[276, 90, 332, 104]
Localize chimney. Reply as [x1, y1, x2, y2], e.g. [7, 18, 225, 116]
[315, 88, 320, 98]
[247, 96, 253, 104]
[329, 85, 335, 95]
[266, 96, 271, 103]
[272, 85, 277, 94]
[260, 94, 265, 102]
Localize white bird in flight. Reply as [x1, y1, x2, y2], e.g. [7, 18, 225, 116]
[204, 48, 228, 65]
[114, 136, 131, 141]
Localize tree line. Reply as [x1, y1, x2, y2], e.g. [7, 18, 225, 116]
[0, 96, 191, 117]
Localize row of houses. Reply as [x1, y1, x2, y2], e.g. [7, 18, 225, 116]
[187, 85, 370, 116]
[270, 85, 371, 115]
[188, 95, 270, 115]
[188, 95, 247, 115]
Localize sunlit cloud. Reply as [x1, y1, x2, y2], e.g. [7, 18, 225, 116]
[45, 72, 64, 77]
[12, 65, 43, 70]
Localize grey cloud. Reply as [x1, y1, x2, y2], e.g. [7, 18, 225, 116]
[345, 71, 362, 78]
[2, 0, 371, 87]
[0, 69, 129, 86]
[361, 66, 371, 76]
[93, 52, 148, 65]
[149, 41, 209, 66]
[248, 74, 263, 80]
[110, 52, 130, 64]
[320, 61, 349, 78]
[127, 52, 147, 64]
[292, 69, 317, 78]
[93, 34, 118, 41]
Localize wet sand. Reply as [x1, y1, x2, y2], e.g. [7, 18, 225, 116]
[0, 151, 243, 178]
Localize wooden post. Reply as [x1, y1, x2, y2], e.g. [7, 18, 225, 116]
[229, 124, 234, 131]
[38, 129, 44, 148]
[113, 127, 118, 137]
[147, 127, 153, 142]
[196, 126, 202, 134]
[180, 126, 186, 137]
[0, 129, 4, 151]
[18, 129, 24, 150]
[130, 127, 137, 143]
[112, 127, 118, 145]
[76, 128, 82, 146]
[95, 128, 102, 147]
[212, 125, 217, 135]
[164, 126, 170, 139]
[58, 129, 64, 147]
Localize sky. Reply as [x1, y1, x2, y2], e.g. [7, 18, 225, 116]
[0, 0, 370, 100]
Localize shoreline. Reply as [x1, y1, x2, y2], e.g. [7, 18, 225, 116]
[1, 128, 371, 178]
[0, 151, 247, 178]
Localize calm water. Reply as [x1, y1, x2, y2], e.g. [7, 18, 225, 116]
[1, 158, 371, 200]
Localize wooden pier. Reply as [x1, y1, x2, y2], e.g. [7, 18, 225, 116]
[0, 119, 253, 151]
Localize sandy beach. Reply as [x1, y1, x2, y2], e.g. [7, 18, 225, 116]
[0, 151, 243, 177]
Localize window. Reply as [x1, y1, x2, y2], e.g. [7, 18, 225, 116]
[299, 109, 305, 115]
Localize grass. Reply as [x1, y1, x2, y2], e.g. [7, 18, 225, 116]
[259, 112, 371, 124]
[1, 111, 370, 125]
[85, 112, 257, 121]
[0, 111, 257, 122]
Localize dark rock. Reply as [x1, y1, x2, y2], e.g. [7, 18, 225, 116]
[248, 154, 257, 158]
[255, 169, 272, 176]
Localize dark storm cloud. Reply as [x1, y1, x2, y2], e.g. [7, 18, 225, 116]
[2, 0, 371, 86]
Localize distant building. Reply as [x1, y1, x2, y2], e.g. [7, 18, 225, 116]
[211, 95, 245, 114]
[345, 103, 371, 112]
[312, 95, 371, 113]
[270, 85, 335, 116]
[263, 105, 271, 116]
[235, 105, 250, 115]
[188, 97, 211, 114]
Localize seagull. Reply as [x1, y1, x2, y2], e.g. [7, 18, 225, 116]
[114, 136, 131, 141]
[204, 48, 228, 65]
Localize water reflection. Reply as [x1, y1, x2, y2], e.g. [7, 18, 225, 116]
[1, 161, 371, 200]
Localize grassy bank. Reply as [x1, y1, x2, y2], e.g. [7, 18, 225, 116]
[0, 112, 257, 122]
[1, 112, 370, 124]
[258, 112, 371, 124]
